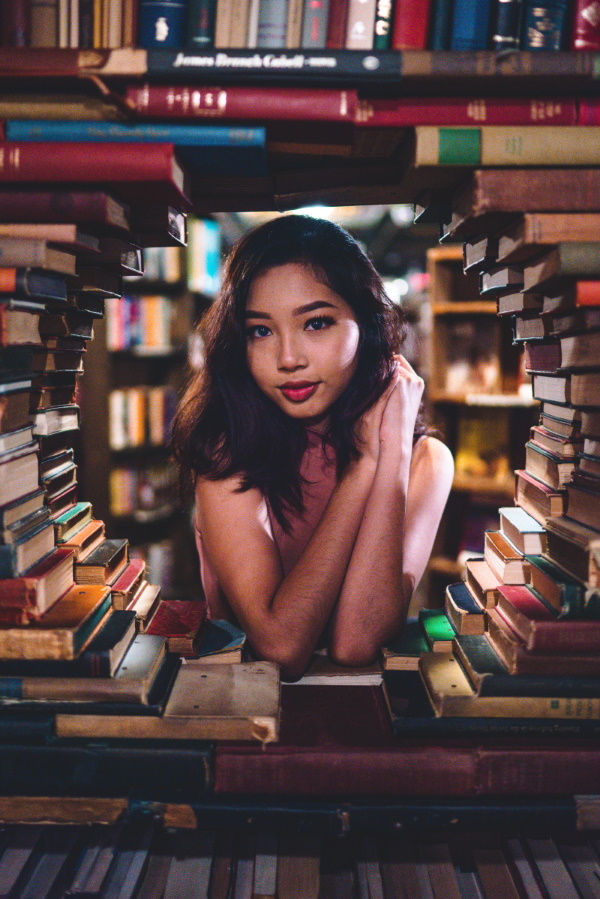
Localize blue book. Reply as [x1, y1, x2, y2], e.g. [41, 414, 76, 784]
[520, 0, 569, 49]
[450, 0, 492, 49]
[6, 121, 268, 177]
[138, 0, 187, 48]
[428, 0, 454, 49]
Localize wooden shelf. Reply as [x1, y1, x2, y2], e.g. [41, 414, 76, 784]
[452, 473, 514, 496]
[432, 301, 497, 315]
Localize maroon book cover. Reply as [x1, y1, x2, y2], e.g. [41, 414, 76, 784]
[126, 85, 358, 123]
[326, 0, 349, 46]
[0, 143, 191, 209]
[355, 97, 577, 127]
[146, 599, 207, 655]
[523, 340, 562, 374]
[570, 0, 600, 49]
[215, 684, 480, 795]
[391, 0, 432, 48]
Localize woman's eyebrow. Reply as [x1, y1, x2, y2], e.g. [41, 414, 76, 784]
[245, 300, 337, 320]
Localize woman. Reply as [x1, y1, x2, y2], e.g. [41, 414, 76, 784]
[172, 214, 454, 680]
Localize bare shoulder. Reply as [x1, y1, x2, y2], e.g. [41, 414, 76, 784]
[194, 473, 269, 533]
[411, 435, 454, 484]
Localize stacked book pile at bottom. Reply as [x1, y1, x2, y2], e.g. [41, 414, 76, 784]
[384, 166, 600, 738]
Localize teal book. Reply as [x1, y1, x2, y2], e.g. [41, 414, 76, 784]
[5, 121, 268, 177]
[419, 608, 456, 651]
[382, 619, 428, 670]
[526, 554, 600, 618]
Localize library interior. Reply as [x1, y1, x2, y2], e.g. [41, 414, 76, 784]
[2, 0, 600, 894]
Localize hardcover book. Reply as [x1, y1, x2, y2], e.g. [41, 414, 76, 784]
[0, 583, 111, 660]
[74, 537, 128, 585]
[146, 598, 207, 655]
[497, 584, 600, 651]
[55, 661, 281, 743]
[499, 506, 547, 555]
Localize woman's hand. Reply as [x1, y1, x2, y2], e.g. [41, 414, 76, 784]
[355, 363, 402, 465]
[379, 355, 424, 452]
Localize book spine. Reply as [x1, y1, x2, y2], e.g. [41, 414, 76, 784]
[0, 142, 177, 182]
[285, 0, 303, 46]
[79, 0, 94, 47]
[126, 85, 357, 122]
[570, 0, 600, 49]
[301, 0, 329, 47]
[137, 0, 187, 48]
[355, 97, 576, 126]
[345, 0, 377, 48]
[521, 0, 569, 49]
[415, 127, 600, 167]
[391, 0, 431, 49]
[492, 0, 523, 50]
[30, 0, 58, 47]
[1, 0, 30, 46]
[185, 0, 217, 48]
[145, 48, 403, 80]
[326, 0, 349, 46]
[450, 0, 492, 48]
[373, 0, 394, 48]
[257, 0, 289, 47]
[428, 0, 452, 48]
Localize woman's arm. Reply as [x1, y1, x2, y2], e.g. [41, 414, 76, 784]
[328, 357, 454, 665]
[195, 451, 377, 679]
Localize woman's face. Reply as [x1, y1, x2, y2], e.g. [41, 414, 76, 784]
[245, 262, 361, 430]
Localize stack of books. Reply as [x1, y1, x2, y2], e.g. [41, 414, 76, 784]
[0, 149, 278, 777]
[385, 165, 600, 736]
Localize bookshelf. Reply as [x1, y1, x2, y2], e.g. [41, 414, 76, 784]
[2, 45, 600, 869]
[425, 245, 538, 605]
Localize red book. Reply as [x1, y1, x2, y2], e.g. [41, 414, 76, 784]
[0, 143, 191, 209]
[146, 598, 207, 655]
[326, 0, 350, 46]
[391, 0, 431, 48]
[576, 281, 600, 305]
[497, 584, 600, 653]
[0, 546, 74, 616]
[570, 0, 600, 49]
[215, 684, 480, 796]
[355, 97, 578, 127]
[126, 85, 358, 123]
[523, 340, 561, 374]
[0, 191, 131, 232]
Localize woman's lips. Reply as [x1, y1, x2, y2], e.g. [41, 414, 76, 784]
[279, 382, 319, 402]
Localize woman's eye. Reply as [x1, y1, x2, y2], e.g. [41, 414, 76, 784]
[247, 324, 271, 339]
[306, 316, 335, 331]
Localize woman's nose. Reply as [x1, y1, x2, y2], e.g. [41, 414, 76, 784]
[277, 333, 308, 370]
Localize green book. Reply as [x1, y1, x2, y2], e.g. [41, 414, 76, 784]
[419, 608, 456, 651]
[382, 620, 428, 671]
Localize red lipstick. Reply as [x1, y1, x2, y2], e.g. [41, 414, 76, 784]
[279, 381, 319, 402]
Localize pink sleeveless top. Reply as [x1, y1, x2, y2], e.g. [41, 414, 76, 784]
[194, 431, 338, 623]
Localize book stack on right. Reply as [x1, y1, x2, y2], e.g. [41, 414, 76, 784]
[405, 171, 600, 730]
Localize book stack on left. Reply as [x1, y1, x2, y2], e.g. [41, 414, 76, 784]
[384, 169, 600, 737]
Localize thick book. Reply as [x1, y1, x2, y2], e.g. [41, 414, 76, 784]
[524, 442, 576, 491]
[499, 506, 546, 555]
[0, 584, 111, 660]
[110, 558, 146, 610]
[0, 739, 212, 800]
[145, 598, 207, 655]
[521, 0, 569, 49]
[6, 120, 268, 178]
[514, 469, 566, 526]
[526, 553, 597, 618]
[0, 632, 164, 704]
[381, 619, 429, 671]
[0, 142, 191, 208]
[565, 482, 600, 533]
[0, 441, 40, 508]
[0, 266, 67, 302]
[420, 650, 600, 718]
[0, 545, 74, 617]
[465, 557, 501, 608]
[74, 537, 128, 585]
[444, 581, 485, 635]
[0, 610, 136, 679]
[496, 584, 600, 652]
[0, 190, 131, 232]
[0, 238, 76, 276]
[545, 515, 600, 588]
[487, 608, 600, 676]
[419, 608, 455, 651]
[194, 618, 246, 664]
[409, 126, 600, 168]
[496, 213, 600, 264]
[484, 530, 530, 585]
[523, 242, 600, 293]
[448, 169, 600, 239]
[126, 84, 358, 122]
[0, 518, 55, 579]
[0, 485, 45, 531]
[450, 0, 492, 49]
[55, 661, 281, 743]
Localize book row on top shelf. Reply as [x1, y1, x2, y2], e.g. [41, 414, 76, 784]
[3, 0, 599, 53]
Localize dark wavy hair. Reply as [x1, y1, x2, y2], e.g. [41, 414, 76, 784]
[172, 213, 424, 530]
